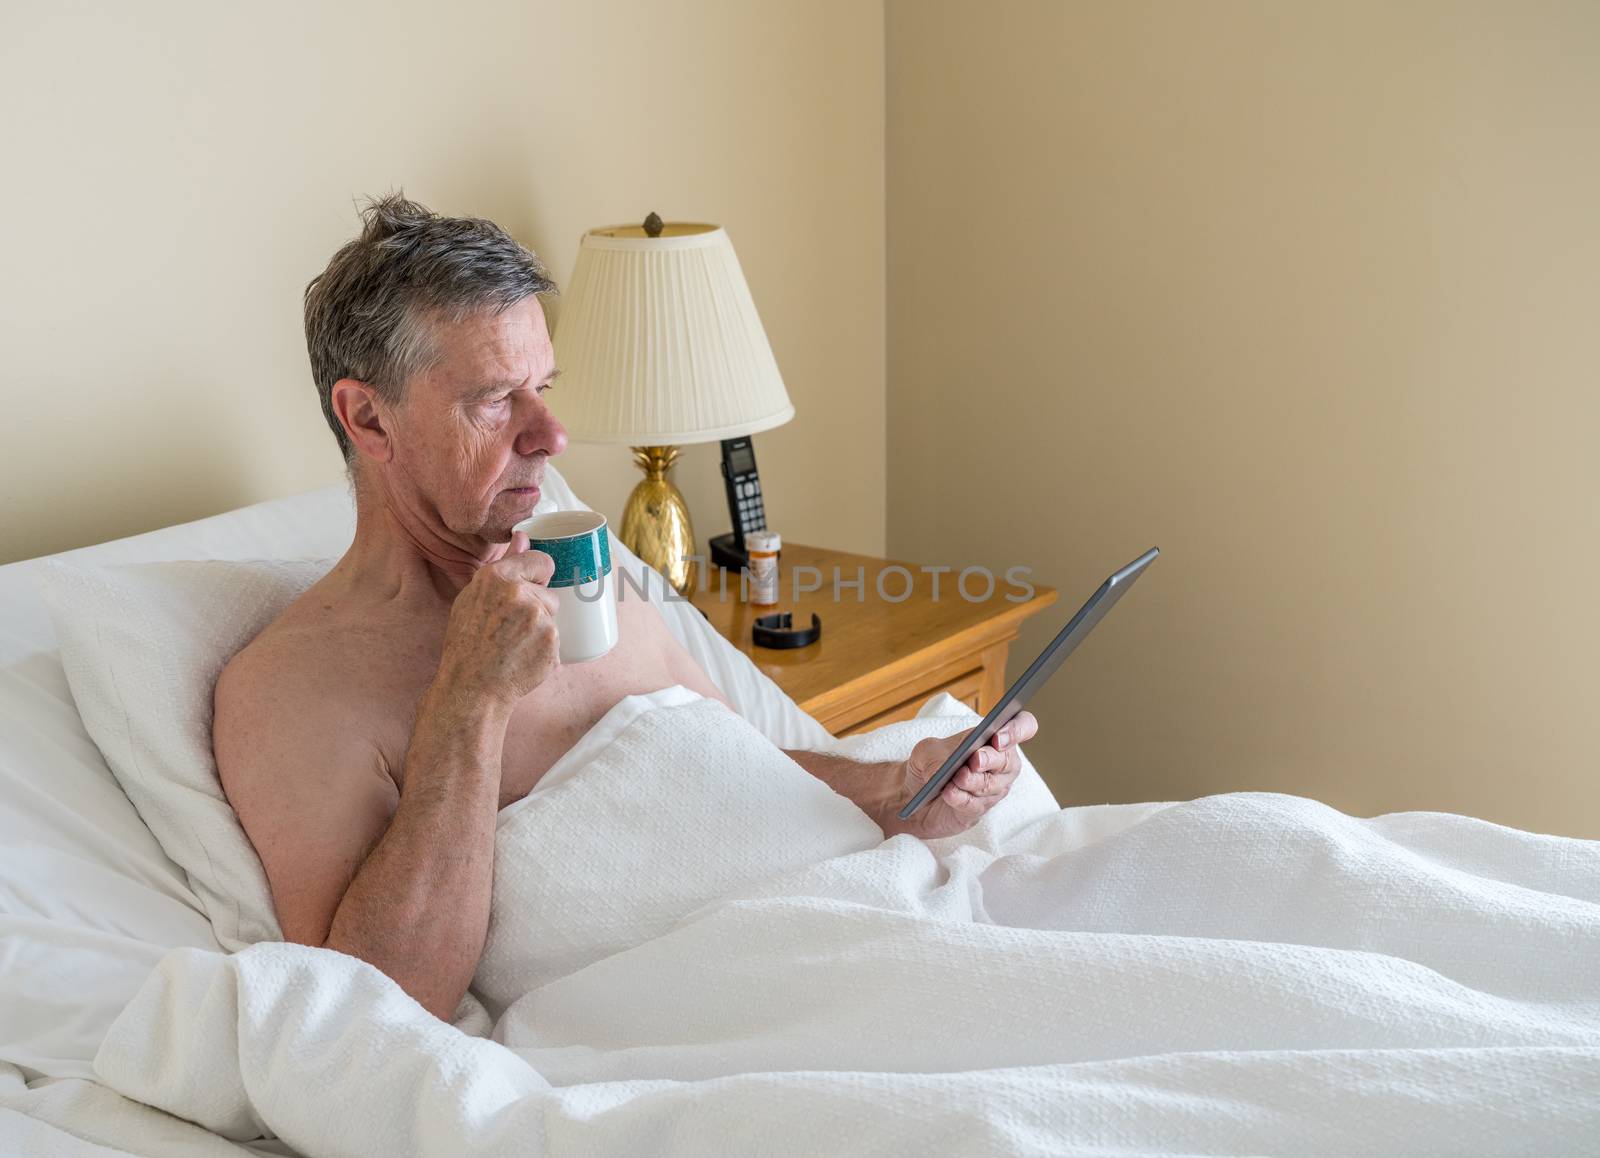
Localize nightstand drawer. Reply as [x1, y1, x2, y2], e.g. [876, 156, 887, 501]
[833, 668, 985, 737]
[809, 643, 996, 736]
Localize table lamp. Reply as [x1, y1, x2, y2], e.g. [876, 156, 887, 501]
[550, 213, 794, 594]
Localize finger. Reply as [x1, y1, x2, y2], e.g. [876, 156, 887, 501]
[961, 767, 1000, 797]
[970, 744, 1006, 775]
[1008, 711, 1038, 745]
[995, 746, 1023, 787]
[955, 748, 1001, 793]
[526, 583, 560, 616]
[940, 781, 977, 811]
[500, 547, 555, 584]
[511, 529, 530, 554]
[986, 743, 1023, 780]
[979, 742, 1027, 790]
[940, 780, 989, 814]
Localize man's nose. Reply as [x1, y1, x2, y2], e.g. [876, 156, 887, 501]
[514, 399, 567, 458]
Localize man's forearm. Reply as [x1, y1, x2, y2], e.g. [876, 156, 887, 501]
[784, 749, 902, 835]
[323, 685, 507, 1022]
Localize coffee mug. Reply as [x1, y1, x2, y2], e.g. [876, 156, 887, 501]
[512, 510, 619, 664]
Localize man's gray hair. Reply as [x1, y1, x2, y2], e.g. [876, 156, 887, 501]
[304, 192, 558, 464]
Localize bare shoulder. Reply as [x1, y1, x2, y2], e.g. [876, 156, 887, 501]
[615, 585, 733, 708]
[218, 594, 353, 735]
[613, 585, 687, 659]
[213, 603, 400, 946]
[214, 612, 389, 806]
[216, 570, 389, 735]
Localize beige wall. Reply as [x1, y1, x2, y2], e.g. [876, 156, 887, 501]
[887, 1, 1600, 837]
[0, 0, 885, 564]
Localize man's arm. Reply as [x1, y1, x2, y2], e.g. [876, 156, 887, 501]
[218, 534, 561, 1023]
[319, 685, 509, 1022]
[216, 654, 511, 1024]
[783, 711, 1039, 841]
[783, 749, 901, 834]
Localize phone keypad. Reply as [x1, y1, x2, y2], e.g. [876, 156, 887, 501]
[735, 477, 765, 536]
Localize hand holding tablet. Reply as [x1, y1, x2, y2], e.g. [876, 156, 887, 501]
[895, 547, 1160, 826]
[883, 709, 1041, 840]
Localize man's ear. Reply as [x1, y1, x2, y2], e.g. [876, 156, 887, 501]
[332, 378, 393, 464]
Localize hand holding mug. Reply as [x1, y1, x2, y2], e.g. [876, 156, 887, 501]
[434, 530, 562, 712]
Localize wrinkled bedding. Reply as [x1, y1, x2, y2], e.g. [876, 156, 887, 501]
[86, 689, 1600, 1156]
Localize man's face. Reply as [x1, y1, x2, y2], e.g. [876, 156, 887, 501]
[385, 294, 567, 543]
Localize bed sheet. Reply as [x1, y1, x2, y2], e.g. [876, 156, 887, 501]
[1, 1059, 290, 1157]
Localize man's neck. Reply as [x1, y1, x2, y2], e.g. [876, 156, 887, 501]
[335, 467, 513, 605]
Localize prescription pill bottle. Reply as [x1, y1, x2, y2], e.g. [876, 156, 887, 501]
[746, 531, 781, 606]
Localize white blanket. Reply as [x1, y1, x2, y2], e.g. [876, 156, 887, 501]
[91, 692, 1600, 1156]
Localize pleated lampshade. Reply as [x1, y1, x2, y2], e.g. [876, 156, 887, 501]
[549, 222, 794, 444]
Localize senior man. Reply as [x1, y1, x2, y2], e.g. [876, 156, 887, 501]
[212, 194, 1038, 1023]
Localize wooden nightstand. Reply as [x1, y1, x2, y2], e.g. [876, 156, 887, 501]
[687, 543, 1058, 736]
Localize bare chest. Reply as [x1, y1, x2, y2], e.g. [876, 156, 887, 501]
[349, 602, 678, 811]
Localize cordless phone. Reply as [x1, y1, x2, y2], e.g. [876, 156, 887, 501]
[709, 436, 769, 572]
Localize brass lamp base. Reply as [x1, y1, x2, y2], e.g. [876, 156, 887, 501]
[620, 445, 697, 595]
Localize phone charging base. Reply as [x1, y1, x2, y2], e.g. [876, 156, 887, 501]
[709, 532, 748, 573]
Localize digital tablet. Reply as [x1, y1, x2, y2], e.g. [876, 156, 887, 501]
[896, 546, 1161, 822]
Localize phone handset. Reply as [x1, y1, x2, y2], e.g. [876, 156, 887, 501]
[710, 436, 768, 571]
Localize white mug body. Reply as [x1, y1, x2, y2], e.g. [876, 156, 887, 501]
[550, 574, 619, 663]
[513, 510, 619, 664]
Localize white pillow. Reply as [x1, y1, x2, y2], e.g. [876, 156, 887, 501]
[36, 555, 335, 954]
[0, 482, 357, 1083]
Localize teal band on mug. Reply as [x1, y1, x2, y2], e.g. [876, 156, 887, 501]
[532, 528, 612, 589]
